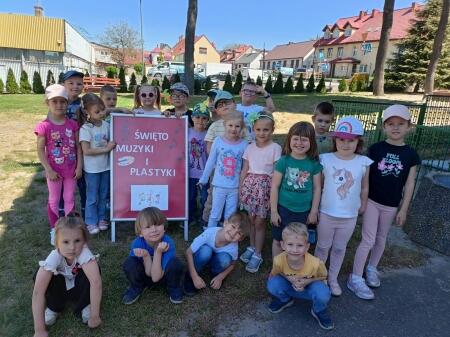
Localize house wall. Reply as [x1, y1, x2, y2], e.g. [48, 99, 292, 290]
[194, 36, 220, 64]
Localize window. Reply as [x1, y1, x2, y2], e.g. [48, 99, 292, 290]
[362, 43, 372, 55]
[359, 64, 368, 72]
[327, 48, 333, 58]
[272, 61, 276, 69]
[352, 46, 357, 57]
[262, 62, 265, 70]
[318, 49, 324, 60]
[345, 28, 352, 37]
[295, 59, 300, 68]
[324, 31, 331, 39]
[267, 61, 271, 69]
[332, 30, 340, 38]
[337, 47, 344, 57]
[283, 60, 287, 67]
[199, 47, 207, 54]
[290, 60, 294, 67]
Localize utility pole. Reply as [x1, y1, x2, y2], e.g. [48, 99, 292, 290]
[140, 0, 145, 76]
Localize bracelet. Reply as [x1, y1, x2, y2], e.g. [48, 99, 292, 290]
[264, 93, 271, 99]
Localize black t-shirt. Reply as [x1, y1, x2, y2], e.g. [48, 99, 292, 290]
[368, 141, 421, 207]
[166, 108, 193, 127]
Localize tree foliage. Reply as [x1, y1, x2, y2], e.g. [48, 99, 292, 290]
[0, 79, 4, 93]
[172, 73, 181, 84]
[306, 74, 315, 93]
[101, 22, 140, 66]
[385, 0, 450, 91]
[46, 70, 55, 87]
[194, 78, 201, 94]
[284, 76, 294, 93]
[204, 76, 213, 92]
[6, 68, 19, 94]
[134, 63, 143, 75]
[223, 72, 233, 92]
[162, 75, 171, 91]
[264, 75, 273, 93]
[33, 71, 45, 94]
[118, 66, 127, 93]
[58, 72, 64, 84]
[106, 66, 118, 79]
[316, 76, 326, 93]
[256, 76, 263, 86]
[338, 78, 347, 92]
[295, 73, 305, 93]
[233, 70, 243, 94]
[20, 70, 32, 94]
[129, 72, 137, 92]
[272, 72, 284, 94]
[141, 74, 148, 84]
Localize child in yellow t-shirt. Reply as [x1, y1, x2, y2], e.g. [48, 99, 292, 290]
[267, 223, 334, 330]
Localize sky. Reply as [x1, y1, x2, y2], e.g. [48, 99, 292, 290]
[0, 0, 421, 51]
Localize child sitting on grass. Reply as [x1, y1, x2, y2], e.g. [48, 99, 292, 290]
[122, 207, 185, 305]
[184, 211, 250, 294]
[267, 222, 333, 330]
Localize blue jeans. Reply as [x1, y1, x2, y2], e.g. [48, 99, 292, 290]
[267, 275, 330, 313]
[84, 171, 110, 226]
[122, 256, 184, 299]
[189, 178, 209, 221]
[208, 186, 238, 227]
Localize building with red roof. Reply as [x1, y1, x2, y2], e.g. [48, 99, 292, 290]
[314, 2, 423, 78]
[172, 34, 220, 64]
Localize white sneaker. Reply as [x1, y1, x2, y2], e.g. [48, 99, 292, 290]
[50, 228, 56, 246]
[347, 274, 375, 300]
[328, 279, 342, 296]
[366, 265, 381, 288]
[81, 305, 90, 324]
[45, 307, 58, 326]
[87, 225, 100, 235]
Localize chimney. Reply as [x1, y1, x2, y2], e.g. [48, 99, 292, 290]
[371, 9, 379, 17]
[178, 35, 184, 42]
[411, 2, 418, 12]
[359, 10, 364, 19]
[34, 5, 43, 17]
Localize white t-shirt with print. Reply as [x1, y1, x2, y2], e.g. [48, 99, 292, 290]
[190, 227, 238, 260]
[320, 153, 373, 218]
[39, 246, 96, 290]
[236, 103, 265, 139]
[79, 121, 110, 173]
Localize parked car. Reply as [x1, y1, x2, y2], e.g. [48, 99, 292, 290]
[210, 72, 235, 82]
[170, 73, 219, 89]
[148, 61, 184, 78]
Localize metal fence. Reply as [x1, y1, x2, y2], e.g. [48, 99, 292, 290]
[332, 95, 450, 172]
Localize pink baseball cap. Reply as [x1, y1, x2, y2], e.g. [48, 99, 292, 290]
[331, 116, 364, 139]
[382, 104, 411, 122]
[45, 84, 68, 101]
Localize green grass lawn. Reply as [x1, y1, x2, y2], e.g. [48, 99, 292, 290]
[0, 93, 426, 337]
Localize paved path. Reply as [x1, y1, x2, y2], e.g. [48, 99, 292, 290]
[216, 255, 450, 337]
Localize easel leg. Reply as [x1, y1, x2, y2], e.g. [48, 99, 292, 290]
[184, 220, 188, 241]
[111, 221, 116, 242]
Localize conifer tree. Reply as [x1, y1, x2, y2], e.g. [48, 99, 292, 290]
[151, 78, 160, 87]
[264, 75, 273, 93]
[338, 78, 347, 92]
[0, 79, 4, 93]
[46, 70, 55, 87]
[129, 72, 137, 92]
[316, 76, 326, 93]
[204, 76, 213, 92]
[172, 73, 181, 84]
[385, 0, 450, 91]
[306, 74, 315, 93]
[349, 78, 358, 92]
[223, 72, 233, 92]
[284, 76, 294, 93]
[233, 70, 243, 94]
[33, 71, 45, 94]
[256, 76, 263, 86]
[58, 72, 64, 84]
[6, 68, 19, 94]
[20, 70, 32, 93]
[272, 72, 284, 94]
[194, 79, 201, 94]
[119, 67, 127, 92]
[162, 75, 171, 91]
[141, 74, 148, 84]
[295, 73, 305, 93]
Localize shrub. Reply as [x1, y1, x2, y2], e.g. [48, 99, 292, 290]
[33, 71, 45, 94]
[172, 73, 181, 84]
[233, 70, 243, 94]
[118, 67, 127, 93]
[315, 76, 326, 93]
[0, 79, 4, 93]
[6, 68, 19, 94]
[85, 70, 90, 77]
[58, 72, 64, 84]
[194, 78, 201, 94]
[129, 72, 137, 92]
[204, 76, 213, 92]
[46, 70, 55, 87]
[162, 75, 171, 91]
[272, 72, 284, 94]
[256, 76, 263, 86]
[20, 70, 32, 93]
[223, 72, 233, 92]
[284, 76, 294, 93]
[141, 74, 148, 84]
[151, 78, 160, 87]
[106, 66, 118, 78]
[356, 78, 367, 91]
[306, 74, 315, 93]
[264, 75, 273, 93]
[295, 73, 304, 93]
[134, 63, 143, 75]
[338, 78, 347, 92]
[349, 78, 358, 92]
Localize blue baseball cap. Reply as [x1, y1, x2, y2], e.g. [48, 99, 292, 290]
[213, 90, 233, 108]
[63, 70, 84, 81]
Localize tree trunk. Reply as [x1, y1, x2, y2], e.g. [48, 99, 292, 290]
[184, 0, 197, 95]
[373, 0, 395, 96]
[424, 0, 450, 95]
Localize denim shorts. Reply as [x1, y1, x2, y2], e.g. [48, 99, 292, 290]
[272, 204, 309, 241]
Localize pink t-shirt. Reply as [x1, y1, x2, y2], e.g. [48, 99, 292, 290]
[34, 118, 79, 178]
[243, 142, 282, 176]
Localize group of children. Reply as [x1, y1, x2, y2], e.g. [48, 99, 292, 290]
[32, 70, 420, 335]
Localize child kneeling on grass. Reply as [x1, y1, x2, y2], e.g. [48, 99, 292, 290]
[122, 207, 185, 305]
[184, 211, 250, 294]
[267, 222, 333, 330]
[32, 214, 102, 337]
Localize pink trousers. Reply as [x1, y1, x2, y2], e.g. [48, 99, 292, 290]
[352, 199, 397, 276]
[315, 212, 357, 282]
[47, 177, 76, 227]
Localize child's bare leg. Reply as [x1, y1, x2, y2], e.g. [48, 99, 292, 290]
[272, 239, 282, 258]
[254, 216, 266, 256]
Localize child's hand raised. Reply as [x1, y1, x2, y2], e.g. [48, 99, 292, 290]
[156, 241, 169, 253]
[133, 248, 149, 258]
[271, 211, 281, 227]
[46, 168, 59, 181]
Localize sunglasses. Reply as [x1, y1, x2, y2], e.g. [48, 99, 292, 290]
[216, 100, 233, 108]
[140, 92, 155, 98]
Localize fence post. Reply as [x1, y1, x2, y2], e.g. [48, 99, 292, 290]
[414, 103, 427, 149]
[375, 108, 384, 142]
